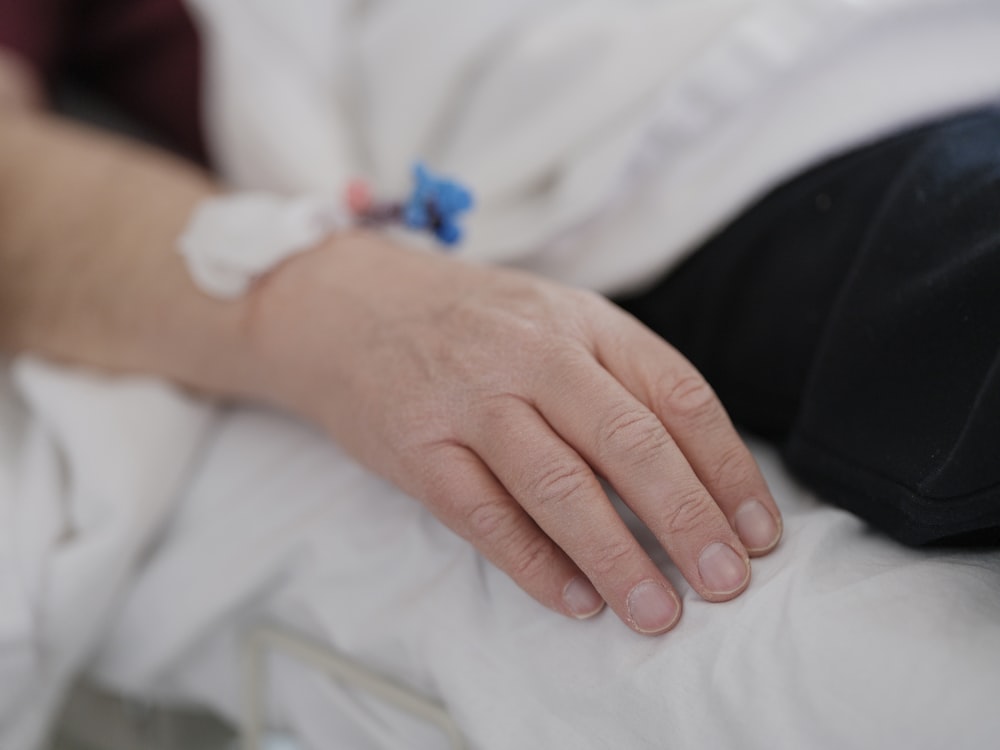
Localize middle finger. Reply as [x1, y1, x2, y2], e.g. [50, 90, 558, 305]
[466, 396, 683, 635]
[533, 354, 751, 603]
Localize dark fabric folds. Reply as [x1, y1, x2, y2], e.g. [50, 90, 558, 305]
[618, 107, 1000, 546]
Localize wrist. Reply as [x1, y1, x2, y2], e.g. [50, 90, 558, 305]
[232, 229, 371, 412]
[170, 192, 377, 409]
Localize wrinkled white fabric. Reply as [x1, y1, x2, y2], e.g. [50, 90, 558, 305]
[4, 1, 1000, 748]
[94, 408, 1000, 750]
[187, 0, 1000, 294]
[0, 362, 214, 749]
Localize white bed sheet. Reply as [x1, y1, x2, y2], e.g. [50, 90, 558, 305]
[191, 0, 1000, 296]
[87, 400, 1000, 750]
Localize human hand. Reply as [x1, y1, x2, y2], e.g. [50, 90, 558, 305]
[246, 232, 782, 635]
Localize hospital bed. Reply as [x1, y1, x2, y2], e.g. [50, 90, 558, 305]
[13, 1, 1000, 745]
[38, 394, 1000, 750]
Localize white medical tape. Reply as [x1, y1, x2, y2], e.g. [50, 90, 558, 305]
[178, 193, 351, 299]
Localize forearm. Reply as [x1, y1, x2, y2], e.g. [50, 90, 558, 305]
[0, 101, 256, 396]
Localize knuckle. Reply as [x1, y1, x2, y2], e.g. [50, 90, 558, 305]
[570, 286, 605, 305]
[510, 318, 551, 356]
[539, 340, 592, 378]
[462, 501, 553, 586]
[505, 534, 556, 583]
[711, 444, 756, 494]
[661, 375, 718, 422]
[587, 539, 636, 578]
[475, 394, 518, 431]
[463, 499, 512, 542]
[598, 407, 673, 464]
[571, 286, 612, 316]
[663, 487, 715, 536]
[525, 459, 592, 509]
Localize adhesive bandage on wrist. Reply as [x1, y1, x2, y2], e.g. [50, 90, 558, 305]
[178, 163, 475, 299]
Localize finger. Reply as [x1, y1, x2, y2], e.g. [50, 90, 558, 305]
[467, 397, 682, 635]
[592, 306, 783, 556]
[534, 354, 751, 603]
[418, 443, 606, 621]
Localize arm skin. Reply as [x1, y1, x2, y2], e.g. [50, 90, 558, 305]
[0, 49, 253, 396]
[0, 52, 782, 636]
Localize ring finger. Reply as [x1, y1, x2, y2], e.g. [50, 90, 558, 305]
[467, 396, 683, 635]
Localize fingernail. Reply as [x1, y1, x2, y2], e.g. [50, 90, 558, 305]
[734, 499, 781, 553]
[698, 542, 749, 595]
[626, 580, 680, 634]
[563, 576, 605, 619]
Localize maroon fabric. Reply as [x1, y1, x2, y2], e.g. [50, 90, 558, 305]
[0, 0, 206, 162]
[0, 0, 64, 74]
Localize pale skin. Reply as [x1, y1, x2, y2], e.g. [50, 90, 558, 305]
[0, 52, 781, 636]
